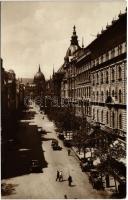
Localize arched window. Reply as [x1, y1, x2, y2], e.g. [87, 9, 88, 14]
[106, 52, 109, 60]
[106, 71, 108, 83]
[93, 74, 95, 85]
[93, 91, 95, 101]
[106, 90, 109, 98]
[112, 90, 115, 97]
[97, 73, 99, 84]
[119, 114, 122, 129]
[101, 91, 104, 101]
[111, 49, 115, 58]
[93, 108, 95, 120]
[119, 90, 122, 103]
[112, 69, 115, 82]
[118, 66, 122, 80]
[112, 111, 115, 128]
[101, 72, 103, 84]
[97, 91, 99, 101]
[101, 110, 103, 122]
[106, 111, 109, 124]
[118, 45, 122, 55]
[97, 110, 99, 121]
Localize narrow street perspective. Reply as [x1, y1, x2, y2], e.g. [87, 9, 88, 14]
[1, 1, 126, 199]
[1, 103, 110, 199]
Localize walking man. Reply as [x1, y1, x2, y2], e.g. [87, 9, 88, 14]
[59, 171, 63, 182]
[68, 175, 72, 186]
[68, 149, 71, 156]
[56, 170, 59, 181]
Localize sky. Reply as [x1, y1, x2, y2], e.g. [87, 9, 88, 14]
[1, 0, 126, 80]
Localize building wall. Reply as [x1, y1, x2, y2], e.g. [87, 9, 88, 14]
[58, 11, 126, 136]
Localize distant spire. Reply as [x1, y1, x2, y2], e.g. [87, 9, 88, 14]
[82, 37, 84, 48]
[38, 64, 41, 72]
[73, 25, 76, 34]
[71, 25, 79, 45]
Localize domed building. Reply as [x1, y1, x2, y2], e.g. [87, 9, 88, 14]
[33, 65, 46, 99]
[64, 26, 81, 62]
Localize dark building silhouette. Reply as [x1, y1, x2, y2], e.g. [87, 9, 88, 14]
[33, 65, 46, 106]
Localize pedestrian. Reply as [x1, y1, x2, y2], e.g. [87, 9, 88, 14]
[68, 175, 72, 186]
[68, 149, 71, 156]
[59, 171, 63, 182]
[56, 170, 59, 181]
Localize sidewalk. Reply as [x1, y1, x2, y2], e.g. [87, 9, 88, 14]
[71, 145, 118, 197]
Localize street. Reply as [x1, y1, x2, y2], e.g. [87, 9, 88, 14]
[2, 103, 110, 199]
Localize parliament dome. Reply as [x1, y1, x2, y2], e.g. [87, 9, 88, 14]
[34, 65, 45, 83]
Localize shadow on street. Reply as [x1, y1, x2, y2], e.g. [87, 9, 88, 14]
[1, 108, 48, 179]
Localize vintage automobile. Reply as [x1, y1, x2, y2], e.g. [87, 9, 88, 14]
[89, 169, 104, 190]
[57, 133, 65, 140]
[80, 157, 94, 172]
[52, 144, 62, 151]
[51, 139, 58, 147]
[30, 160, 43, 173]
[63, 139, 72, 147]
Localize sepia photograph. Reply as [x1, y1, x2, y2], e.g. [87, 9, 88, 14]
[1, 0, 127, 199]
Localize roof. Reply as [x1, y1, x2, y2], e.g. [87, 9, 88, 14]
[34, 65, 45, 82]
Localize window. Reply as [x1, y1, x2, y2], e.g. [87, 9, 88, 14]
[97, 91, 99, 101]
[112, 111, 115, 128]
[93, 74, 95, 85]
[87, 87, 88, 97]
[101, 110, 103, 122]
[119, 90, 122, 103]
[101, 72, 103, 84]
[111, 49, 115, 58]
[106, 111, 109, 124]
[118, 66, 122, 80]
[106, 90, 109, 97]
[112, 68, 115, 82]
[118, 45, 122, 55]
[97, 73, 99, 84]
[93, 108, 95, 120]
[112, 90, 115, 97]
[106, 71, 109, 83]
[119, 114, 122, 129]
[89, 87, 90, 97]
[101, 91, 104, 101]
[97, 110, 99, 121]
[93, 92, 95, 101]
[106, 52, 109, 60]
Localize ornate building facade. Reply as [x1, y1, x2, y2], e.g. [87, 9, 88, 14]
[55, 10, 126, 186]
[89, 11, 127, 140]
[57, 11, 126, 140]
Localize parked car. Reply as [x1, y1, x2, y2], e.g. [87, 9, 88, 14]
[52, 144, 62, 151]
[63, 139, 72, 147]
[30, 160, 43, 173]
[51, 139, 58, 147]
[58, 133, 64, 140]
[80, 157, 94, 172]
[89, 169, 103, 190]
